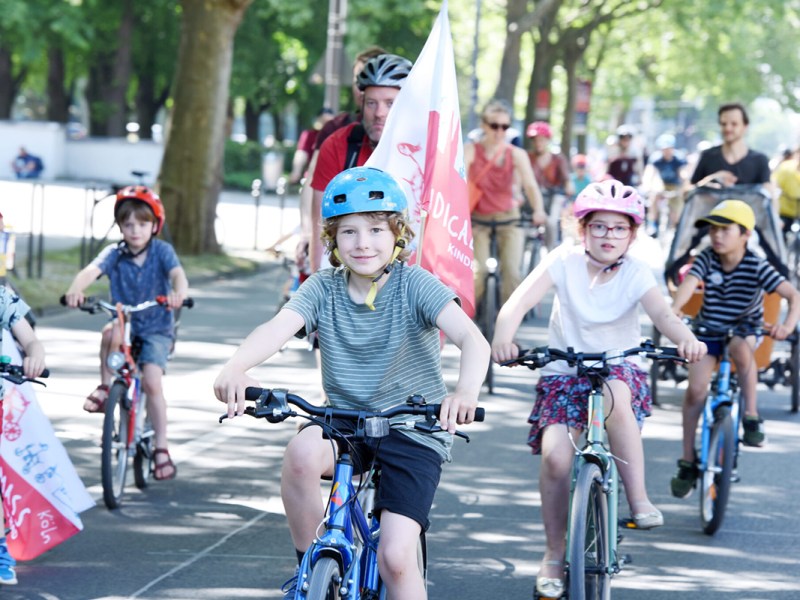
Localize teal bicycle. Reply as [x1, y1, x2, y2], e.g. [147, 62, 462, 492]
[504, 341, 682, 600]
[220, 388, 484, 599]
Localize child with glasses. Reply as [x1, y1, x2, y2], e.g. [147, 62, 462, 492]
[491, 179, 705, 599]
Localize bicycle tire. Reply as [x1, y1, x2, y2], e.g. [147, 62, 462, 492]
[790, 337, 799, 413]
[482, 275, 498, 394]
[568, 462, 611, 600]
[101, 382, 130, 509]
[306, 556, 341, 600]
[700, 406, 735, 535]
[133, 409, 154, 490]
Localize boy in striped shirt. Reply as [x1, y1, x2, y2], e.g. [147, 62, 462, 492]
[669, 199, 800, 497]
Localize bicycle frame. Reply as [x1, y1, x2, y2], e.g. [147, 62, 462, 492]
[698, 343, 739, 477]
[294, 454, 381, 600]
[565, 371, 622, 590]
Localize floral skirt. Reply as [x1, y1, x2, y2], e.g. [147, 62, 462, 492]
[527, 362, 652, 454]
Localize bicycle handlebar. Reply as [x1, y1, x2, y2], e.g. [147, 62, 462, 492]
[0, 359, 50, 386]
[219, 387, 485, 442]
[60, 295, 195, 315]
[691, 320, 798, 343]
[501, 340, 685, 371]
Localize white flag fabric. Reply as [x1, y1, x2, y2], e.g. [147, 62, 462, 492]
[366, 0, 475, 314]
[0, 336, 94, 560]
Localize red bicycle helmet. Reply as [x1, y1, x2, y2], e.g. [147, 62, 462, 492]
[114, 185, 166, 234]
[526, 121, 553, 139]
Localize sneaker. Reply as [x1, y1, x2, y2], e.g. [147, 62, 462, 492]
[0, 540, 17, 585]
[281, 567, 299, 599]
[743, 416, 765, 447]
[670, 459, 699, 498]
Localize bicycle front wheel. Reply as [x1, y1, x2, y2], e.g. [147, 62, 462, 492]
[568, 463, 611, 600]
[101, 382, 131, 509]
[306, 556, 342, 600]
[700, 406, 735, 535]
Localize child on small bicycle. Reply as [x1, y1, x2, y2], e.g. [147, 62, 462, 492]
[491, 179, 706, 599]
[214, 166, 490, 600]
[670, 199, 800, 496]
[64, 185, 188, 481]
[0, 286, 47, 585]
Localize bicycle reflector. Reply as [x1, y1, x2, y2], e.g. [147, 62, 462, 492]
[107, 352, 126, 370]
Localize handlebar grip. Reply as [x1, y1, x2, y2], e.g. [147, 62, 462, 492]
[183, 297, 195, 309]
[474, 407, 485, 422]
[245, 386, 262, 401]
[40, 368, 50, 378]
[59, 294, 67, 306]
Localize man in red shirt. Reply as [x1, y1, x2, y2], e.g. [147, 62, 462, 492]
[308, 53, 412, 270]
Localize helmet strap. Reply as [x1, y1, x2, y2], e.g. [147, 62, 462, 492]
[117, 239, 151, 259]
[584, 249, 624, 273]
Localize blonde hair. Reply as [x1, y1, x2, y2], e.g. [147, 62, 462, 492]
[322, 212, 414, 267]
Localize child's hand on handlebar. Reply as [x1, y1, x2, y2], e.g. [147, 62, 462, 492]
[213, 369, 262, 418]
[491, 340, 519, 365]
[165, 290, 187, 310]
[438, 390, 479, 434]
[63, 291, 85, 308]
[768, 322, 793, 341]
[677, 338, 707, 363]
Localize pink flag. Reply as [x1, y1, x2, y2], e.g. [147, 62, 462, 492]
[0, 336, 94, 560]
[366, 0, 475, 315]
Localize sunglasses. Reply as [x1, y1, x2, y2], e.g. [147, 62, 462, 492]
[485, 121, 511, 131]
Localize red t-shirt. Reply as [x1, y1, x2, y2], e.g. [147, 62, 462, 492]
[311, 122, 374, 192]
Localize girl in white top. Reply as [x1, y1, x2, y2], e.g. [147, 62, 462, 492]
[492, 179, 706, 599]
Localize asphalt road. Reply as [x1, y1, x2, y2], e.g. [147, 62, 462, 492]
[6, 263, 800, 600]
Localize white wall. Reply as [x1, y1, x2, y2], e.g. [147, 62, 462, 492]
[0, 120, 163, 185]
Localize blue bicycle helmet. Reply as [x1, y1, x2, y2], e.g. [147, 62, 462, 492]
[321, 167, 407, 219]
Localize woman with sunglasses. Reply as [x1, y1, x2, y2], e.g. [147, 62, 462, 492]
[465, 99, 547, 308]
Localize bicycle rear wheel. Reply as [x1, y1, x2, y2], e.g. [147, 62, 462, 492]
[306, 556, 341, 600]
[101, 382, 130, 509]
[568, 463, 611, 600]
[700, 406, 735, 535]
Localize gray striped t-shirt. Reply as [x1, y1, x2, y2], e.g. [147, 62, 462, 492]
[285, 262, 458, 460]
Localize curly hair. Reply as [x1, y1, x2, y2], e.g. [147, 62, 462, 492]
[322, 212, 414, 268]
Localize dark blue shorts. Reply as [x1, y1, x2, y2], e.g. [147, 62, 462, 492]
[316, 423, 443, 531]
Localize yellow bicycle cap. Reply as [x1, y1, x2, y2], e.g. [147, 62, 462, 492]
[694, 199, 755, 231]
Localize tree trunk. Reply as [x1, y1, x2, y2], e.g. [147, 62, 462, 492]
[158, 0, 254, 255]
[106, 0, 135, 137]
[46, 47, 70, 123]
[524, 35, 557, 128]
[493, 0, 528, 104]
[0, 46, 14, 119]
[244, 100, 260, 142]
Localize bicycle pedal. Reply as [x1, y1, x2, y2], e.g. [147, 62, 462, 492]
[731, 471, 741, 483]
[619, 553, 633, 567]
[619, 517, 638, 529]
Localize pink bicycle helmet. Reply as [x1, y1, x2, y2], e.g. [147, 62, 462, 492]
[526, 121, 553, 139]
[573, 179, 645, 224]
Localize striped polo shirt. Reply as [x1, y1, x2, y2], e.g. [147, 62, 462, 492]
[690, 248, 784, 330]
[285, 262, 459, 460]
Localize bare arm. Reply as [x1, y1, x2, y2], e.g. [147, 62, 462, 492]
[168, 265, 189, 309]
[435, 300, 490, 432]
[492, 266, 554, 364]
[771, 280, 800, 340]
[213, 308, 306, 418]
[512, 147, 546, 224]
[64, 264, 103, 307]
[671, 273, 701, 316]
[640, 286, 706, 362]
[10, 317, 46, 379]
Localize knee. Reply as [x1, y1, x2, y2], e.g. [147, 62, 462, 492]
[540, 450, 572, 481]
[282, 437, 325, 482]
[377, 537, 417, 584]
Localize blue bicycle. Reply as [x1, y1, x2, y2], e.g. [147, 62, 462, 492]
[691, 321, 797, 535]
[221, 388, 484, 599]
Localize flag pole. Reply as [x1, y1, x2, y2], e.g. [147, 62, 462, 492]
[415, 209, 428, 266]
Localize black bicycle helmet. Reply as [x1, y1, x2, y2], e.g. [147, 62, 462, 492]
[356, 54, 412, 91]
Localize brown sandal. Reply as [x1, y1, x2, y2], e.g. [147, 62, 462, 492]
[153, 448, 177, 481]
[83, 384, 109, 413]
